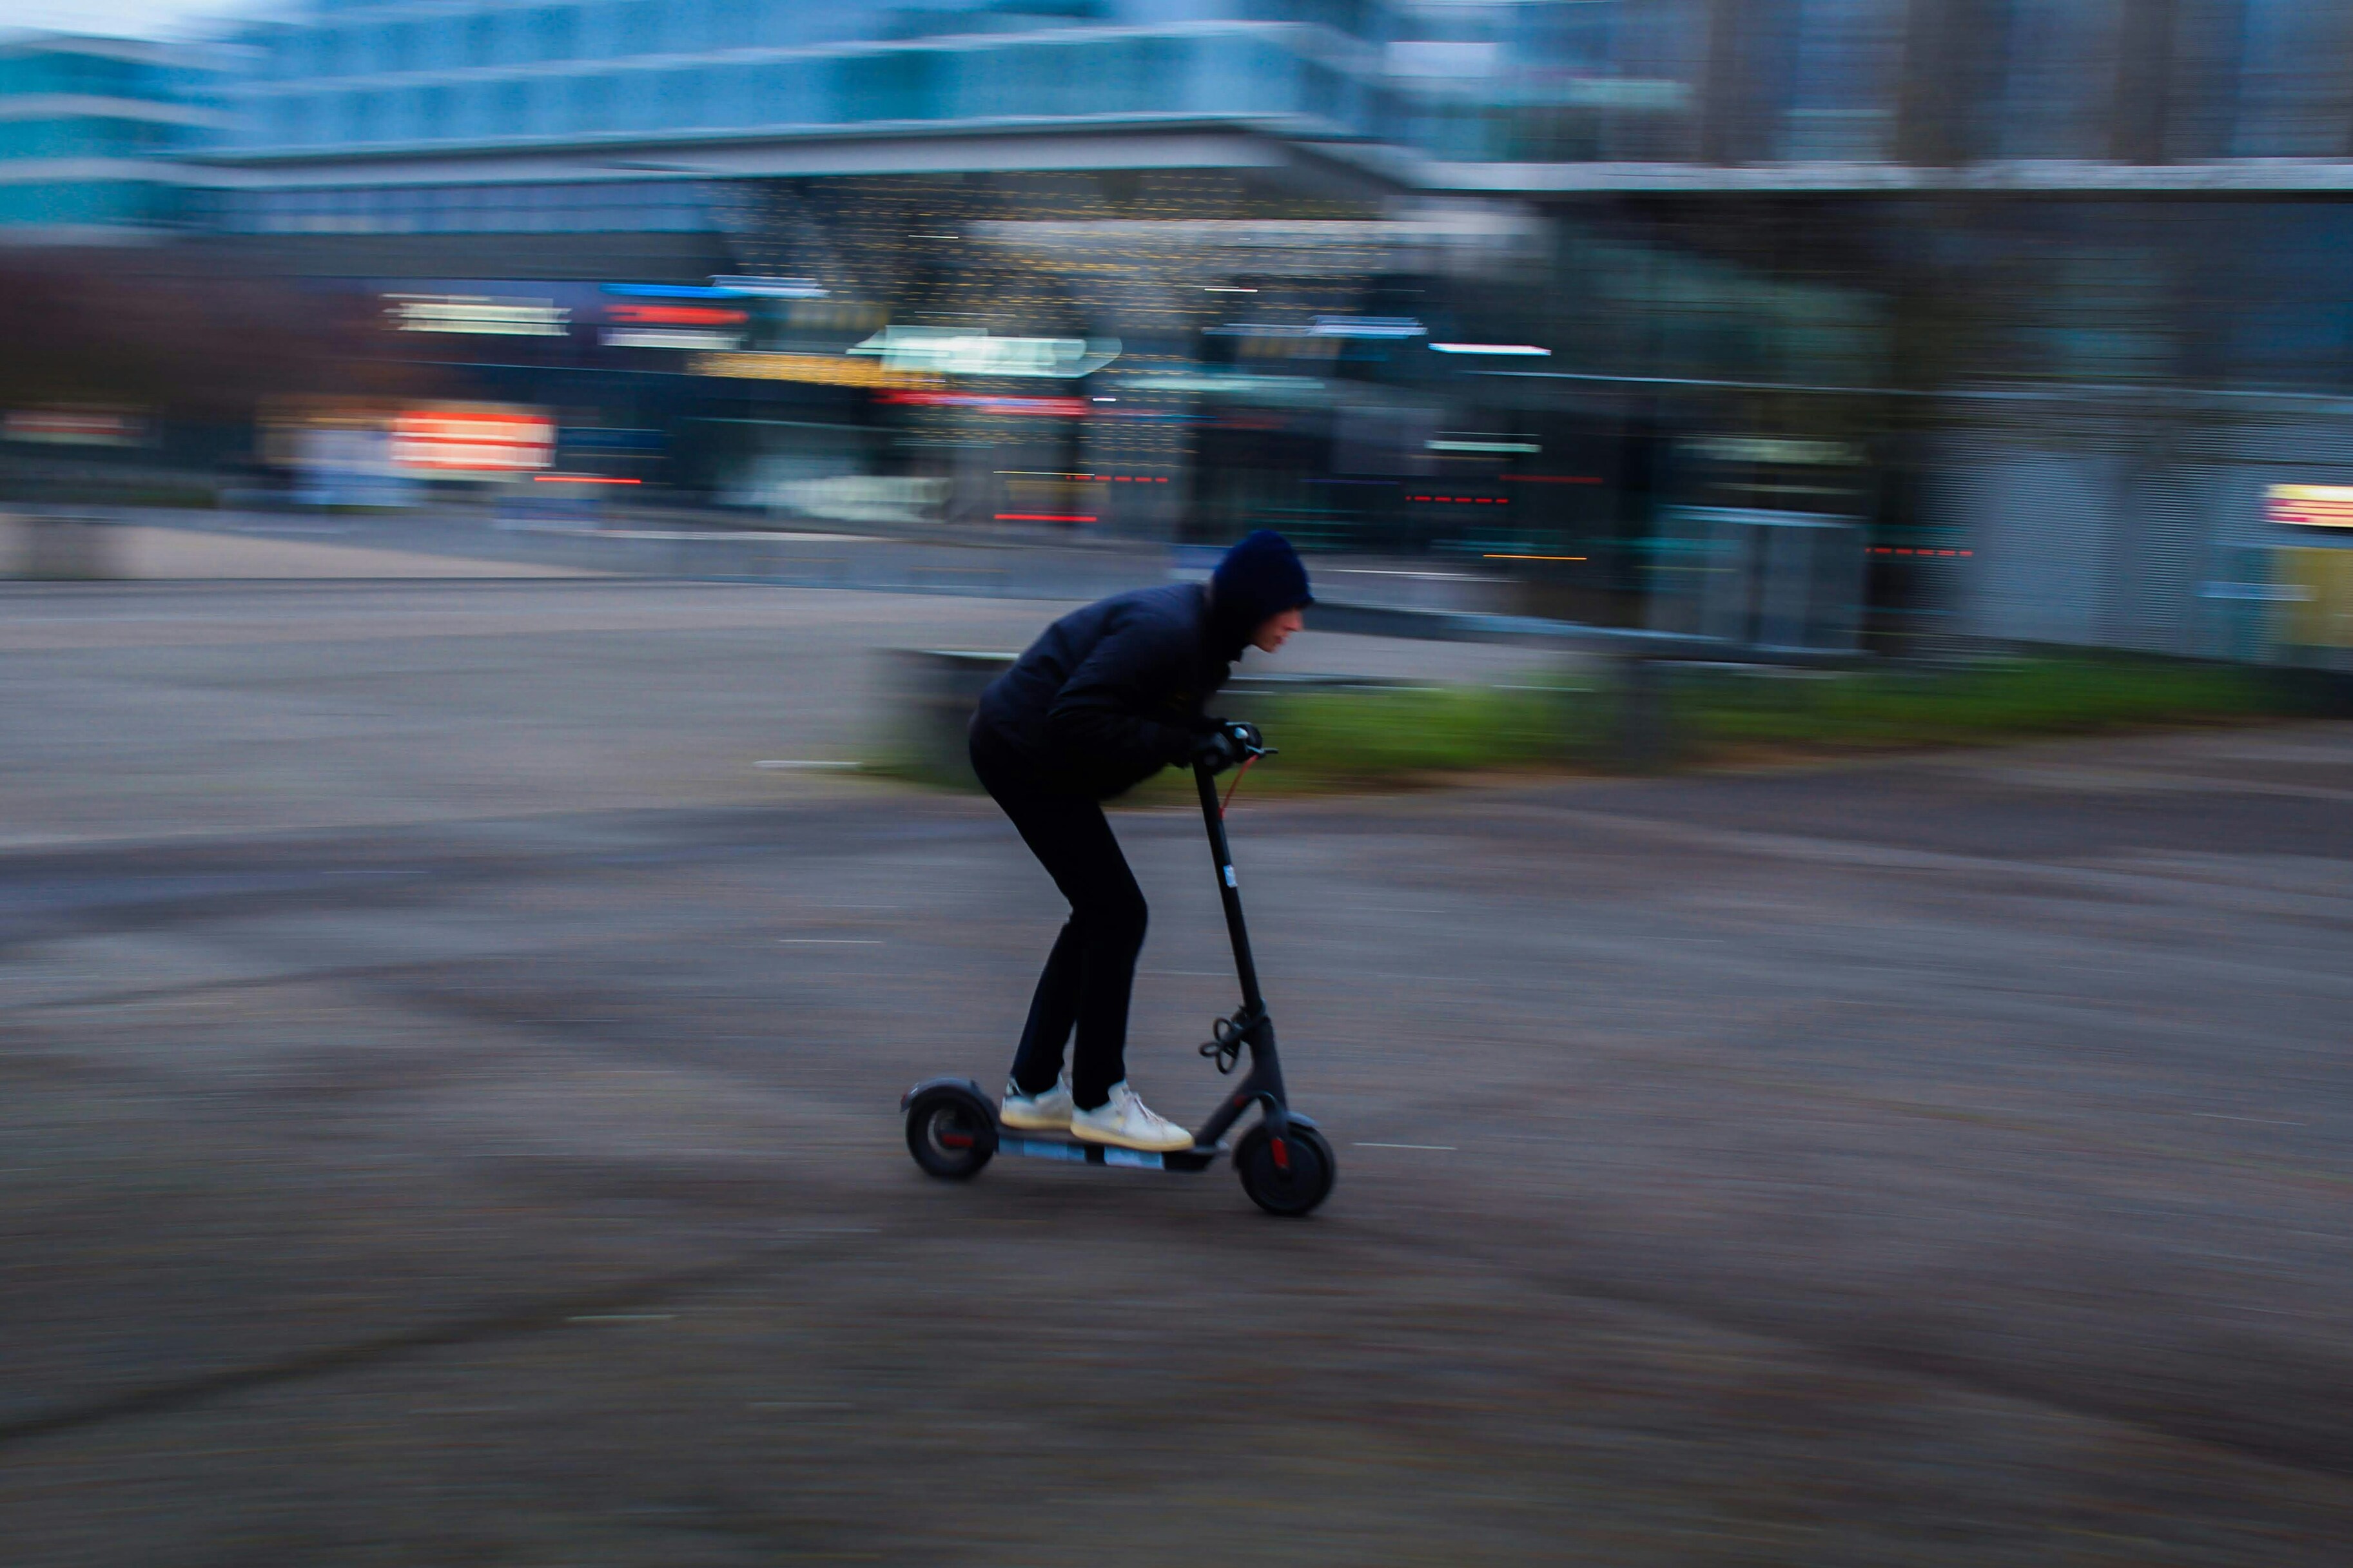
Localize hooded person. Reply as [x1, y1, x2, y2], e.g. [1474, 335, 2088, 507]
[968, 530, 1314, 1152]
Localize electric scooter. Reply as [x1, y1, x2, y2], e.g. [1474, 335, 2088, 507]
[900, 722, 1336, 1217]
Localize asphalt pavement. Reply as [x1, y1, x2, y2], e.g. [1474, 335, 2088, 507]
[2, 577, 2349, 1565]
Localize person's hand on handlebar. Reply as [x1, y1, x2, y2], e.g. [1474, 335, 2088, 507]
[1191, 719, 1264, 775]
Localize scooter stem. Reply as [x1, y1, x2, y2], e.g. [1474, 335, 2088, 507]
[1195, 759, 1266, 1016]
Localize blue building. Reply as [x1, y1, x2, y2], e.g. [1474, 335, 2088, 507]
[0, 32, 224, 242]
[203, 0, 1393, 240]
[181, 0, 2353, 663]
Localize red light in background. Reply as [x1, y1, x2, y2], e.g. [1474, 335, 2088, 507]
[883, 392, 1087, 416]
[607, 304, 748, 325]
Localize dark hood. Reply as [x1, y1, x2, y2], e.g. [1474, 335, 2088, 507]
[1208, 529, 1314, 655]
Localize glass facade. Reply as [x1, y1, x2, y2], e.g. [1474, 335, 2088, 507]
[1383, 0, 1708, 162]
[0, 35, 221, 237]
[211, 178, 719, 233]
[213, 1, 1384, 156]
[200, 1, 2353, 184]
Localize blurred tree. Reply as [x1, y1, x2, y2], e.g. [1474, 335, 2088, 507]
[0, 251, 447, 422]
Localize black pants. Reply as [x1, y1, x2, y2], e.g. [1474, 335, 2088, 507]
[970, 728, 1147, 1110]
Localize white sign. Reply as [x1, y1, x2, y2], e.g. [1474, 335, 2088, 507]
[848, 327, 1118, 378]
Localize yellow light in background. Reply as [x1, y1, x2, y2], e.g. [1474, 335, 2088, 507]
[691, 352, 942, 389]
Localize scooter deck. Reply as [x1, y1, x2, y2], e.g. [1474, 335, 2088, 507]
[997, 1132, 1224, 1173]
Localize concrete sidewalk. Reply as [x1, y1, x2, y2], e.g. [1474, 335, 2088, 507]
[50, 507, 1521, 610]
[1, 704, 2347, 1563]
[5, 516, 603, 581]
[0, 577, 1556, 847]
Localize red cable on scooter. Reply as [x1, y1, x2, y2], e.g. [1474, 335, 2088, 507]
[1220, 752, 1258, 818]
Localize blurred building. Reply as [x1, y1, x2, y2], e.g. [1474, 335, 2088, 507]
[199, 0, 1389, 259]
[165, 0, 2353, 660]
[0, 32, 224, 243]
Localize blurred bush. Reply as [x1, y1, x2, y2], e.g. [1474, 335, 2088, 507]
[1165, 655, 2296, 793]
[875, 653, 2305, 797]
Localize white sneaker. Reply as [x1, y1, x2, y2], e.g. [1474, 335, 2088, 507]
[1068, 1081, 1193, 1153]
[999, 1077, 1074, 1131]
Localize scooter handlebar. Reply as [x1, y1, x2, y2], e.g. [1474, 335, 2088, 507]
[1216, 719, 1274, 760]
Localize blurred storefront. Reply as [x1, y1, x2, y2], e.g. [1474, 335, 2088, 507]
[30, 0, 2339, 661]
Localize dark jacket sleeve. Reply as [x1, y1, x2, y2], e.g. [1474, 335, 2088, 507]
[1044, 613, 1198, 779]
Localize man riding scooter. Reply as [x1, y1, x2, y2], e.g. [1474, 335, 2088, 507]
[967, 530, 1312, 1153]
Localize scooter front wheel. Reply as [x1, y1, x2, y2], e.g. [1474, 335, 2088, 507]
[905, 1084, 997, 1181]
[1235, 1122, 1334, 1217]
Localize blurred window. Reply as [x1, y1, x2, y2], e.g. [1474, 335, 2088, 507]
[535, 6, 580, 61]
[281, 28, 323, 80]
[657, 66, 718, 128]
[1993, 0, 2115, 160]
[698, 59, 751, 127]
[492, 79, 529, 136]
[668, 0, 714, 53]
[523, 74, 564, 135]
[614, 68, 663, 130]
[832, 49, 943, 122]
[382, 84, 418, 141]
[621, 0, 665, 55]
[1782, 0, 1900, 161]
[572, 1, 611, 59]
[1193, 32, 1256, 113]
[569, 73, 614, 132]
[759, 59, 819, 124]
[2232, 0, 2341, 157]
[276, 94, 315, 146]
[453, 81, 493, 138]
[380, 19, 416, 73]
[1300, 52, 1339, 124]
[0, 119, 59, 159]
[410, 15, 458, 70]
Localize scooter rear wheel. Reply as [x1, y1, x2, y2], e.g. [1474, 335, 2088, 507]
[1235, 1122, 1334, 1217]
[905, 1085, 997, 1180]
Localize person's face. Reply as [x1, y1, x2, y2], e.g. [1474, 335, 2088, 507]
[1252, 606, 1305, 653]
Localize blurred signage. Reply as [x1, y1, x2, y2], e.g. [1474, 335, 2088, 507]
[1429, 438, 1540, 454]
[607, 304, 746, 327]
[601, 302, 746, 351]
[1430, 342, 1550, 356]
[2266, 484, 2353, 530]
[1693, 436, 1864, 467]
[3, 407, 144, 446]
[606, 329, 742, 349]
[387, 294, 569, 336]
[759, 475, 947, 524]
[391, 406, 555, 474]
[1206, 317, 1426, 341]
[710, 276, 826, 298]
[849, 327, 1118, 378]
[605, 278, 825, 300]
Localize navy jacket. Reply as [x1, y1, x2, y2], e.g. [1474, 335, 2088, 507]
[973, 583, 1235, 799]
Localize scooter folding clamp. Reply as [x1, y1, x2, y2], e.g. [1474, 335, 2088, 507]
[1200, 1004, 1265, 1075]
